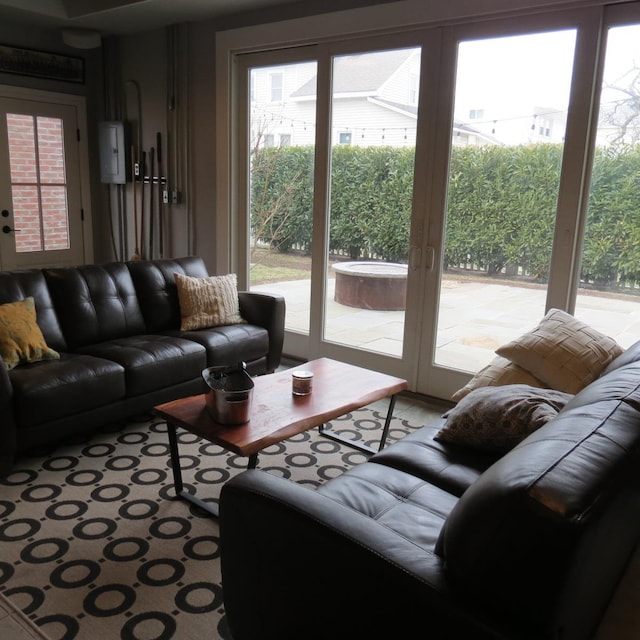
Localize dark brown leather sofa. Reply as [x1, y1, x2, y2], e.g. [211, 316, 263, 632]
[219, 342, 640, 640]
[0, 256, 285, 476]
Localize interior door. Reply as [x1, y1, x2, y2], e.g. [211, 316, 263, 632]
[0, 91, 89, 270]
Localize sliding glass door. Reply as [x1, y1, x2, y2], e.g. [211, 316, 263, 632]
[223, 4, 640, 398]
[246, 56, 318, 339]
[322, 47, 420, 358]
[240, 39, 426, 381]
[433, 29, 576, 373]
[574, 13, 640, 348]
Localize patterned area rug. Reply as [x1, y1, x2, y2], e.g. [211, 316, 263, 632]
[0, 404, 433, 640]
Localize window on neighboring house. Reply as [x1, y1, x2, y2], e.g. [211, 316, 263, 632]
[279, 133, 291, 146]
[469, 108, 484, 120]
[409, 73, 418, 105]
[264, 133, 275, 147]
[270, 73, 283, 102]
[538, 118, 552, 137]
[338, 131, 352, 145]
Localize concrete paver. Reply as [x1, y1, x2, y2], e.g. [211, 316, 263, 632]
[254, 277, 639, 372]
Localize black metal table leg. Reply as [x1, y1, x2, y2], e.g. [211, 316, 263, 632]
[166, 421, 220, 517]
[166, 421, 258, 518]
[318, 394, 398, 455]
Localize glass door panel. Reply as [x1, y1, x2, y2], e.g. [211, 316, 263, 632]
[7, 114, 70, 252]
[323, 47, 421, 357]
[574, 22, 640, 348]
[0, 96, 84, 270]
[436, 30, 576, 372]
[248, 60, 317, 337]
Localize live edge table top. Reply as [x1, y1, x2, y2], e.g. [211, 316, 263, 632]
[153, 357, 408, 459]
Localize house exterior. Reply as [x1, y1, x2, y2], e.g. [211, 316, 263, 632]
[250, 47, 567, 149]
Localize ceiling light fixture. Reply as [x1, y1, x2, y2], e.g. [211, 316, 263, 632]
[61, 28, 102, 49]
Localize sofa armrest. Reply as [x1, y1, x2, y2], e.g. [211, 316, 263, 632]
[0, 359, 16, 476]
[219, 470, 509, 640]
[237, 291, 285, 373]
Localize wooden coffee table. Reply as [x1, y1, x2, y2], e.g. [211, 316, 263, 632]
[153, 357, 408, 516]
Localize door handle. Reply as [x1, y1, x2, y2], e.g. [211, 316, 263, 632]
[424, 246, 435, 271]
[409, 246, 422, 271]
[2, 225, 20, 234]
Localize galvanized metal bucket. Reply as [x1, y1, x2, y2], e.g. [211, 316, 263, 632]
[202, 362, 254, 425]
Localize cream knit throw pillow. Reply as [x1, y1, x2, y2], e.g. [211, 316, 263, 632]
[175, 272, 245, 330]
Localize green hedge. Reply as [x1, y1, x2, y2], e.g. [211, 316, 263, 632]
[251, 143, 640, 287]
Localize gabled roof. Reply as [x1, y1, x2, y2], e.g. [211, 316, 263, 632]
[291, 48, 416, 97]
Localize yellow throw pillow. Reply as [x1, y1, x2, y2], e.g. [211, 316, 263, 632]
[175, 272, 246, 331]
[0, 297, 60, 370]
[451, 355, 546, 402]
[496, 308, 623, 394]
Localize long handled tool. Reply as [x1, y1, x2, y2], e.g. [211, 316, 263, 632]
[140, 150, 146, 260]
[131, 145, 141, 260]
[156, 132, 164, 258]
[148, 146, 155, 260]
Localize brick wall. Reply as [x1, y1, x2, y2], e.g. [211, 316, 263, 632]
[7, 114, 69, 253]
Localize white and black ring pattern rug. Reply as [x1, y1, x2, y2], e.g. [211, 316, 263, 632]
[0, 408, 422, 640]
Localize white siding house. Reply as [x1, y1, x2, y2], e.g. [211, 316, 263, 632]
[249, 48, 565, 149]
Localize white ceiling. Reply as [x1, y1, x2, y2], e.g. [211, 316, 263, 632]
[0, 0, 320, 36]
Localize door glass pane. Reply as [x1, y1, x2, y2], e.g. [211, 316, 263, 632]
[574, 23, 640, 348]
[42, 186, 69, 249]
[324, 47, 420, 356]
[6, 113, 69, 253]
[248, 61, 317, 335]
[436, 30, 576, 371]
[11, 185, 41, 251]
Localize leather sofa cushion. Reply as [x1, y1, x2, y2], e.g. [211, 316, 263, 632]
[9, 354, 125, 428]
[77, 335, 206, 396]
[369, 422, 499, 497]
[44, 263, 146, 350]
[318, 461, 458, 555]
[128, 257, 209, 332]
[168, 323, 269, 368]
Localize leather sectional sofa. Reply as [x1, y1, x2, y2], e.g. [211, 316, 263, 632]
[220, 340, 640, 639]
[0, 256, 284, 477]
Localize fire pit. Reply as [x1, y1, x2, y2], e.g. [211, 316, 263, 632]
[332, 261, 407, 311]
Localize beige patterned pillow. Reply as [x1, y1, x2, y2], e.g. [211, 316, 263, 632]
[496, 308, 623, 394]
[451, 355, 545, 402]
[175, 273, 246, 331]
[437, 384, 572, 454]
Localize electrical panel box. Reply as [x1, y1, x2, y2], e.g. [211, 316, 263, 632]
[98, 121, 128, 184]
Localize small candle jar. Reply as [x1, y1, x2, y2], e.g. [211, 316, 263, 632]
[292, 370, 313, 396]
